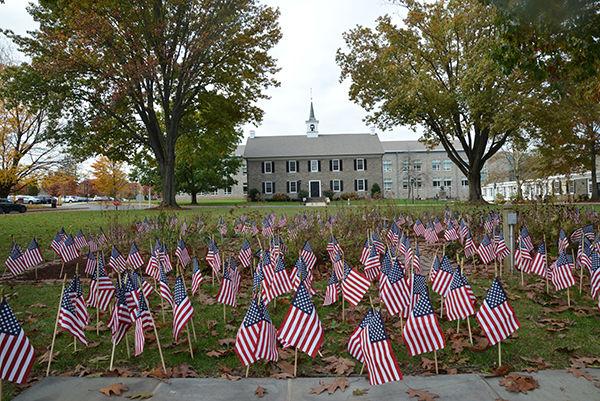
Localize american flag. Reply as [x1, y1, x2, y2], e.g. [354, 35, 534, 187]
[348, 308, 371, 362]
[87, 237, 98, 253]
[359, 309, 403, 385]
[175, 239, 191, 267]
[59, 282, 87, 345]
[412, 242, 421, 274]
[109, 245, 127, 273]
[413, 219, 426, 237]
[217, 258, 241, 307]
[134, 291, 154, 356]
[549, 252, 575, 291]
[172, 276, 194, 341]
[235, 298, 278, 366]
[577, 236, 592, 272]
[277, 282, 324, 358]
[158, 263, 174, 307]
[459, 219, 469, 244]
[520, 226, 534, 252]
[476, 278, 520, 345]
[59, 235, 79, 263]
[477, 234, 495, 264]
[326, 235, 343, 261]
[5, 243, 28, 276]
[263, 255, 292, 303]
[403, 236, 413, 266]
[444, 221, 459, 241]
[300, 241, 317, 271]
[206, 240, 222, 277]
[50, 230, 64, 255]
[371, 232, 385, 254]
[145, 244, 159, 279]
[0, 298, 35, 384]
[463, 231, 476, 258]
[127, 242, 144, 269]
[380, 255, 410, 317]
[74, 230, 87, 250]
[290, 257, 315, 295]
[444, 269, 476, 321]
[191, 257, 203, 295]
[431, 256, 454, 297]
[262, 215, 274, 237]
[238, 239, 252, 269]
[590, 252, 600, 300]
[387, 222, 400, 244]
[323, 270, 340, 306]
[402, 287, 445, 356]
[433, 217, 444, 234]
[341, 260, 370, 306]
[157, 242, 173, 273]
[97, 228, 108, 246]
[332, 252, 344, 281]
[529, 242, 547, 277]
[86, 253, 115, 311]
[424, 223, 439, 244]
[123, 273, 140, 313]
[494, 230, 510, 261]
[571, 224, 595, 243]
[558, 229, 569, 253]
[359, 239, 371, 265]
[66, 275, 89, 326]
[363, 245, 381, 281]
[515, 236, 532, 273]
[23, 238, 43, 269]
[429, 255, 440, 283]
[84, 251, 96, 275]
[108, 282, 133, 345]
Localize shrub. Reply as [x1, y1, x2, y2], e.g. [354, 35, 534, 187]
[340, 192, 361, 201]
[371, 183, 381, 198]
[323, 190, 334, 200]
[247, 188, 260, 202]
[271, 193, 290, 201]
[298, 189, 309, 200]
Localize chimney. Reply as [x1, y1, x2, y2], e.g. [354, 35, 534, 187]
[249, 130, 256, 139]
[369, 126, 377, 135]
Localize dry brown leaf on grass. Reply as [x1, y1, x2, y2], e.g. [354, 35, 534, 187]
[309, 378, 349, 395]
[486, 364, 512, 377]
[406, 388, 439, 401]
[89, 355, 110, 364]
[99, 383, 128, 396]
[570, 356, 600, 368]
[221, 372, 242, 381]
[142, 366, 170, 379]
[320, 356, 355, 376]
[206, 349, 227, 357]
[420, 357, 437, 372]
[171, 364, 199, 378]
[31, 303, 48, 308]
[520, 356, 551, 370]
[499, 373, 539, 393]
[255, 386, 267, 398]
[276, 360, 295, 376]
[270, 372, 294, 379]
[218, 337, 236, 346]
[38, 350, 59, 363]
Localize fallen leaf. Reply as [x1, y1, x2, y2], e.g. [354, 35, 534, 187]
[487, 364, 512, 377]
[99, 383, 128, 396]
[309, 378, 349, 395]
[206, 350, 226, 357]
[352, 388, 369, 396]
[420, 357, 437, 372]
[499, 374, 539, 393]
[142, 367, 170, 379]
[255, 386, 267, 398]
[221, 373, 241, 381]
[406, 388, 439, 401]
[320, 356, 355, 376]
[171, 364, 199, 378]
[218, 338, 236, 347]
[126, 392, 153, 400]
[89, 355, 110, 364]
[38, 350, 59, 363]
[31, 303, 48, 308]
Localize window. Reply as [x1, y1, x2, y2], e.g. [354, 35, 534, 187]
[402, 160, 409, 171]
[416, 178, 422, 188]
[433, 178, 442, 187]
[413, 160, 422, 171]
[383, 179, 392, 191]
[310, 160, 320, 172]
[263, 161, 273, 174]
[432, 160, 441, 171]
[355, 179, 367, 192]
[287, 160, 297, 173]
[243, 183, 248, 194]
[331, 159, 341, 172]
[443, 179, 452, 188]
[331, 179, 342, 192]
[462, 178, 469, 186]
[402, 179, 409, 189]
[263, 181, 274, 194]
[443, 160, 452, 171]
[212, 189, 218, 195]
[287, 181, 298, 193]
[242, 161, 247, 175]
[383, 160, 392, 172]
[223, 187, 232, 195]
[355, 158, 365, 171]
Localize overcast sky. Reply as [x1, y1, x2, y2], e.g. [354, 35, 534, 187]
[1, 0, 420, 142]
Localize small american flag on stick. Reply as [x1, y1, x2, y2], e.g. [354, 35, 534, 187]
[476, 278, 520, 345]
[0, 298, 36, 384]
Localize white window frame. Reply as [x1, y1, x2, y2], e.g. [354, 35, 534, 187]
[402, 160, 409, 171]
[356, 158, 365, 171]
[332, 179, 341, 192]
[242, 161, 247, 175]
[288, 160, 297, 173]
[443, 179, 452, 187]
[356, 179, 366, 192]
[383, 159, 392, 172]
[288, 181, 298, 193]
[264, 181, 274, 194]
[432, 160, 441, 171]
[402, 179, 409, 189]
[264, 161, 273, 174]
[331, 159, 340, 172]
[462, 178, 469, 186]
[433, 178, 442, 188]
[383, 179, 392, 191]
[310, 159, 319, 173]
[443, 160, 452, 171]
[223, 187, 232, 195]
[413, 160, 422, 171]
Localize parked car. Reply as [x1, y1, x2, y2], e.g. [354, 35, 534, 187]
[92, 195, 111, 201]
[35, 195, 56, 204]
[15, 195, 41, 204]
[63, 195, 78, 203]
[0, 198, 27, 213]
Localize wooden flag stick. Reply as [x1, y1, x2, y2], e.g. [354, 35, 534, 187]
[466, 316, 473, 344]
[342, 297, 345, 322]
[433, 349, 439, 374]
[46, 275, 67, 376]
[109, 336, 117, 371]
[60, 261, 65, 279]
[294, 347, 299, 377]
[543, 235, 549, 293]
[177, 262, 197, 341]
[186, 325, 194, 359]
[439, 297, 444, 318]
[498, 341, 502, 367]
[567, 287, 571, 307]
[151, 316, 167, 374]
[494, 258, 498, 277]
[579, 263, 584, 295]
[245, 365, 250, 378]
[520, 262, 524, 286]
[223, 303, 226, 324]
[359, 363, 365, 375]
[456, 319, 460, 334]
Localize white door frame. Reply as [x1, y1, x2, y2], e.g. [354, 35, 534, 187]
[308, 180, 321, 197]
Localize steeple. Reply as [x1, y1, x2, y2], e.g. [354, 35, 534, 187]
[306, 100, 319, 138]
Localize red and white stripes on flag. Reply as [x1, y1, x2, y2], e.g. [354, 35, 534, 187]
[86, 254, 115, 311]
[216, 260, 241, 307]
[323, 270, 340, 306]
[59, 235, 79, 263]
[134, 292, 154, 356]
[379, 256, 410, 318]
[175, 239, 192, 267]
[59, 285, 88, 345]
[5, 243, 28, 276]
[515, 236, 532, 273]
[477, 234, 495, 265]
[431, 256, 454, 297]
[402, 290, 445, 356]
[444, 269, 476, 321]
[476, 278, 520, 345]
[590, 253, 600, 300]
[0, 298, 36, 384]
[238, 240, 252, 269]
[494, 231, 510, 262]
[277, 282, 324, 358]
[127, 242, 144, 270]
[206, 240, 222, 277]
[191, 258, 204, 295]
[529, 242, 547, 277]
[341, 261, 370, 306]
[23, 238, 43, 270]
[109, 246, 127, 273]
[549, 252, 576, 291]
[235, 298, 278, 366]
[172, 276, 194, 341]
[263, 255, 292, 303]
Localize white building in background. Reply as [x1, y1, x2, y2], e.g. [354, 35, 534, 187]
[482, 172, 596, 202]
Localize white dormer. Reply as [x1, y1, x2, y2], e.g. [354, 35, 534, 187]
[306, 101, 319, 138]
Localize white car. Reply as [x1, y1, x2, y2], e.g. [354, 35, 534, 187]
[63, 195, 78, 203]
[15, 195, 41, 204]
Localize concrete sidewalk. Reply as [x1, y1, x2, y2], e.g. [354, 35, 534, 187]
[13, 369, 600, 401]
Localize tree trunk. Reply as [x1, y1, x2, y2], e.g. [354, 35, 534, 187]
[591, 141, 599, 201]
[190, 192, 198, 205]
[467, 169, 484, 203]
[0, 185, 11, 199]
[158, 155, 178, 208]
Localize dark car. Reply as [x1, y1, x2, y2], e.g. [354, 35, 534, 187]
[0, 198, 27, 214]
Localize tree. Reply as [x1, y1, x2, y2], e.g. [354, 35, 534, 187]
[0, 62, 62, 198]
[41, 170, 77, 197]
[12, 0, 281, 207]
[337, 0, 539, 202]
[485, 140, 536, 200]
[91, 156, 129, 198]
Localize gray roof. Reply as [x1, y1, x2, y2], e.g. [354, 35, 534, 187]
[381, 140, 464, 153]
[244, 134, 384, 159]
